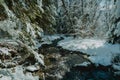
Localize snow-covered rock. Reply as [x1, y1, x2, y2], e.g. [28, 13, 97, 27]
[0, 66, 39, 80]
[0, 47, 10, 55]
[114, 71, 120, 76]
[26, 65, 40, 72]
[74, 62, 91, 67]
[112, 64, 120, 71]
[40, 34, 61, 44]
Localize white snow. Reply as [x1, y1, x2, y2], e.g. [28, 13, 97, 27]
[0, 66, 39, 80]
[0, 74, 12, 80]
[26, 65, 39, 72]
[35, 34, 62, 49]
[58, 37, 120, 66]
[37, 0, 44, 13]
[40, 34, 62, 44]
[115, 0, 120, 18]
[2, 1, 15, 18]
[116, 22, 120, 36]
[0, 47, 10, 55]
[26, 22, 36, 39]
[112, 64, 120, 70]
[74, 62, 91, 67]
[33, 51, 44, 66]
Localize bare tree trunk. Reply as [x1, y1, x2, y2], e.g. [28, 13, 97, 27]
[81, 0, 83, 15]
[61, 0, 73, 33]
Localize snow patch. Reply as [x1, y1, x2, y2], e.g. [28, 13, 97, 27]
[112, 63, 120, 71]
[58, 37, 120, 66]
[0, 66, 39, 80]
[40, 34, 61, 45]
[0, 47, 10, 55]
[74, 62, 91, 67]
[26, 65, 39, 72]
[0, 74, 12, 80]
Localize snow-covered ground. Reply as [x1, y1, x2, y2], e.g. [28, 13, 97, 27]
[0, 66, 39, 80]
[41, 34, 64, 44]
[35, 34, 63, 48]
[0, 47, 10, 55]
[58, 37, 120, 66]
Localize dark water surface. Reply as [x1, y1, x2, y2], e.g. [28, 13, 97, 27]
[62, 66, 120, 80]
[39, 37, 120, 80]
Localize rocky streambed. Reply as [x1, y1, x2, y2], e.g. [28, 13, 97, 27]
[0, 37, 120, 80]
[38, 37, 120, 80]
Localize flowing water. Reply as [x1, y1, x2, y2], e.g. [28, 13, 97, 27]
[39, 37, 120, 80]
[62, 66, 119, 80]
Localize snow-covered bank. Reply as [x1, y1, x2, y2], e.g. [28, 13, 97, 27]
[58, 37, 120, 66]
[0, 40, 44, 80]
[0, 66, 39, 80]
[41, 34, 61, 44]
[35, 34, 64, 48]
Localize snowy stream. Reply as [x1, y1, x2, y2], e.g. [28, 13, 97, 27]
[40, 35, 120, 80]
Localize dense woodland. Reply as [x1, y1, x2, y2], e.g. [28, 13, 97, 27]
[0, 0, 120, 80]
